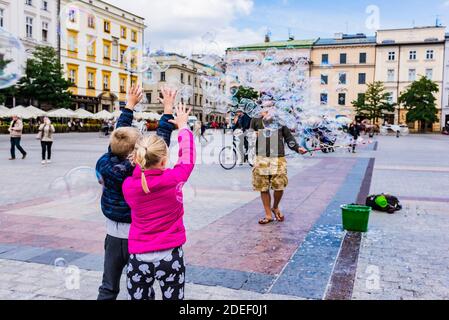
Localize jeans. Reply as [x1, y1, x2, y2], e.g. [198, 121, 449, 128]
[10, 137, 26, 159]
[41, 141, 53, 160]
[97, 235, 129, 300]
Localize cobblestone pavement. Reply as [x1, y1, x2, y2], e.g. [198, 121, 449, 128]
[1, 132, 447, 300]
[352, 134, 449, 300]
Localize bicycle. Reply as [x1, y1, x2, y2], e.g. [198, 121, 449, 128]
[219, 132, 256, 170]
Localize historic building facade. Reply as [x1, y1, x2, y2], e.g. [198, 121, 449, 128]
[375, 26, 445, 131]
[60, 0, 145, 113]
[311, 34, 376, 117]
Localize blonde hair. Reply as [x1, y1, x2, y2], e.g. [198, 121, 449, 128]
[133, 135, 168, 194]
[110, 127, 141, 159]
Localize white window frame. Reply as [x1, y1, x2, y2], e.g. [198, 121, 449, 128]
[320, 93, 328, 105]
[425, 68, 433, 80]
[409, 50, 417, 60]
[103, 75, 109, 90]
[387, 69, 395, 82]
[408, 69, 416, 82]
[42, 21, 48, 42]
[69, 69, 76, 84]
[88, 72, 94, 89]
[25, 0, 33, 6]
[26, 16, 33, 38]
[426, 49, 434, 60]
[42, 0, 48, 11]
[388, 51, 396, 61]
[338, 72, 347, 85]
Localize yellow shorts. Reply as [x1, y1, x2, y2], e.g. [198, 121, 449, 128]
[252, 156, 288, 192]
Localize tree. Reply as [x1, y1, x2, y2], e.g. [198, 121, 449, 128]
[233, 86, 259, 104]
[18, 46, 72, 109]
[352, 81, 395, 123]
[398, 76, 439, 133]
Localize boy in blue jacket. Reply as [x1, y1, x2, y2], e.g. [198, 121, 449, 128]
[96, 85, 177, 300]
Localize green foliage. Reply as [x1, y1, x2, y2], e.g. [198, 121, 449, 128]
[398, 76, 439, 132]
[233, 86, 259, 104]
[352, 81, 395, 122]
[18, 46, 72, 108]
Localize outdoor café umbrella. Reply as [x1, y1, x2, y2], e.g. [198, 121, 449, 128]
[0, 105, 10, 118]
[74, 108, 94, 119]
[26, 105, 47, 118]
[92, 110, 113, 120]
[47, 108, 77, 118]
[112, 109, 122, 118]
[8, 105, 36, 119]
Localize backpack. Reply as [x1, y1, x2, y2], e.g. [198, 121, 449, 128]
[366, 194, 402, 214]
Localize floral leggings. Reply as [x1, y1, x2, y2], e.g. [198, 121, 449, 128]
[127, 247, 185, 300]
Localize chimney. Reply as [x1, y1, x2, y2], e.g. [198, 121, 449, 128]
[265, 32, 271, 43]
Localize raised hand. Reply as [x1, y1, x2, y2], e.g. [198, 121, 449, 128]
[159, 86, 178, 115]
[168, 103, 192, 129]
[126, 85, 143, 111]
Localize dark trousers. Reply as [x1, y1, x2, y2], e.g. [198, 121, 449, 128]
[41, 141, 53, 160]
[97, 235, 129, 300]
[127, 247, 185, 300]
[10, 137, 26, 159]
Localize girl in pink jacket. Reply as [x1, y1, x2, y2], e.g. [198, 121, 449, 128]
[123, 103, 195, 300]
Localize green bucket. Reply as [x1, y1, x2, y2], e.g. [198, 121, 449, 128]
[341, 205, 372, 232]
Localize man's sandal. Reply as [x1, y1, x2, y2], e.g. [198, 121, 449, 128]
[259, 218, 274, 225]
[272, 209, 285, 222]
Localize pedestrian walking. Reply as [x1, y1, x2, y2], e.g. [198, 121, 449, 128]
[8, 115, 27, 160]
[37, 117, 55, 165]
[348, 120, 362, 153]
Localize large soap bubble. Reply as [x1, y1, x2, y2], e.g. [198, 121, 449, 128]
[0, 28, 25, 89]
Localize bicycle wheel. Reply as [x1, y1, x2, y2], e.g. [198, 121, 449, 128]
[219, 146, 237, 170]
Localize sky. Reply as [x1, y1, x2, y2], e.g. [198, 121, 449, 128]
[105, 0, 449, 54]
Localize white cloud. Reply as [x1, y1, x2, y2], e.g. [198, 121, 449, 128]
[104, 0, 262, 54]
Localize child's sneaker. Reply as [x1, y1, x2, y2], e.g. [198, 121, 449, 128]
[41, 160, 47, 165]
[47, 160, 52, 164]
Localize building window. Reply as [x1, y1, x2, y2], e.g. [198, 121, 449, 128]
[425, 68, 433, 80]
[160, 72, 166, 82]
[87, 41, 95, 56]
[359, 52, 367, 64]
[358, 93, 365, 102]
[194, 94, 198, 105]
[387, 69, 395, 82]
[26, 16, 33, 38]
[104, 20, 110, 33]
[426, 49, 434, 60]
[358, 73, 366, 85]
[87, 72, 95, 89]
[180, 73, 184, 83]
[188, 75, 191, 85]
[321, 74, 328, 85]
[68, 69, 76, 85]
[25, 0, 32, 6]
[409, 50, 417, 60]
[120, 77, 126, 93]
[68, 8, 76, 23]
[42, 22, 48, 42]
[340, 53, 347, 64]
[386, 92, 394, 103]
[338, 93, 346, 105]
[42, 1, 48, 11]
[68, 34, 77, 52]
[103, 75, 110, 90]
[199, 95, 203, 106]
[131, 30, 137, 42]
[320, 93, 328, 105]
[120, 26, 127, 39]
[408, 69, 416, 82]
[338, 72, 347, 85]
[146, 92, 152, 104]
[388, 51, 396, 61]
[0, 9, 3, 28]
[103, 44, 110, 59]
[321, 54, 329, 65]
[194, 77, 197, 87]
[88, 14, 95, 28]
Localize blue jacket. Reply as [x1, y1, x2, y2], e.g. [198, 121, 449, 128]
[96, 109, 175, 223]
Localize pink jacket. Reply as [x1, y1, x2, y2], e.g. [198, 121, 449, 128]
[123, 128, 196, 254]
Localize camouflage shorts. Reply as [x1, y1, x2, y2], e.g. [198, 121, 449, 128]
[252, 156, 288, 192]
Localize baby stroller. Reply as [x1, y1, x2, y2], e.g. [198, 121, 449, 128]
[316, 128, 336, 153]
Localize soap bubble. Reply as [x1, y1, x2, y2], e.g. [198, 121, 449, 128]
[201, 32, 216, 44]
[54, 258, 68, 268]
[122, 45, 151, 73]
[60, 1, 98, 50]
[48, 166, 103, 204]
[203, 103, 213, 115]
[143, 69, 157, 85]
[0, 28, 25, 89]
